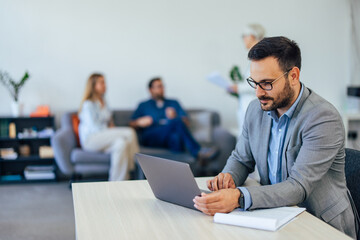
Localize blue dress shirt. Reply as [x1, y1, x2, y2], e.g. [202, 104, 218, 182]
[238, 84, 304, 210]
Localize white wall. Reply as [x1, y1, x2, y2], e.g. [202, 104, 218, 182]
[0, 0, 351, 130]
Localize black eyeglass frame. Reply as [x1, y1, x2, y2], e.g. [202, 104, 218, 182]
[246, 68, 293, 91]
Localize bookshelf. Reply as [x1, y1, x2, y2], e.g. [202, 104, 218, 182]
[0, 116, 57, 183]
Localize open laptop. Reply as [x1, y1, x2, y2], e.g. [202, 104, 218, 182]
[136, 153, 211, 210]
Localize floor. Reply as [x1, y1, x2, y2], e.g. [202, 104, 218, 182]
[0, 181, 75, 240]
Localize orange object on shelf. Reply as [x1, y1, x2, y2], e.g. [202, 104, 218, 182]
[30, 105, 51, 117]
[9, 123, 16, 138]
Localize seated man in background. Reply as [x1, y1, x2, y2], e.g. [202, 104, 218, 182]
[130, 77, 218, 164]
[193, 37, 358, 238]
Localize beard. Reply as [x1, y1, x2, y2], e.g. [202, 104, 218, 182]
[258, 78, 295, 112]
[153, 94, 165, 101]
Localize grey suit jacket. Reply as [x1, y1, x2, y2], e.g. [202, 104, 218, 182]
[223, 86, 358, 238]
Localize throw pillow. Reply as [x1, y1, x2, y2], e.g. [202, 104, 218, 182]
[71, 114, 81, 147]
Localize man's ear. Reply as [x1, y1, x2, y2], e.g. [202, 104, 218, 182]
[289, 67, 300, 85]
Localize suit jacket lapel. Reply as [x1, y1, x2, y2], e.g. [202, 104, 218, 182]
[282, 86, 310, 180]
[258, 111, 271, 185]
[282, 117, 295, 181]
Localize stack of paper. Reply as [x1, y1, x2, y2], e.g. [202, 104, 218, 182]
[207, 72, 231, 90]
[214, 207, 306, 231]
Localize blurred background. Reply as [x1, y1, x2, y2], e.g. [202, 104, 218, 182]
[0, 0, 357, 132]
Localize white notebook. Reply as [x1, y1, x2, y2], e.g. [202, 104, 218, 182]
[214, 207, 306, 231]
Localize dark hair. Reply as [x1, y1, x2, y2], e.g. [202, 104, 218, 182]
[248, 36, 301, 72]
[148, 77, 162, 89]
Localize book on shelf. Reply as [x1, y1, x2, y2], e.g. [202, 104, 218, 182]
[0, 148, 18, 160]
[0, 120, 9, 138]
[25, 165, 55, 171]
[214, 206, 306, 231]
[0, 175, 22, 181]
[39, 146, 54, 158]
[24, 165, 56, 180]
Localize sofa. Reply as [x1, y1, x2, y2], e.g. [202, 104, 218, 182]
[51, 109, 237, 180]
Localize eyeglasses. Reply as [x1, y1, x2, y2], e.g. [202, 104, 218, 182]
[246, 69, 291, 91]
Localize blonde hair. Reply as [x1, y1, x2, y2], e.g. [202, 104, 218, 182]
[79, 73, 104, 113]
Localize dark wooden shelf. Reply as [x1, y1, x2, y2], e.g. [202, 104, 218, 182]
[0, 116, 54, 120]
[0, 116, 57, 183]
[0, 137, 51, 141]
[0, 156, 55, 162]
[0, 176, 57, 184]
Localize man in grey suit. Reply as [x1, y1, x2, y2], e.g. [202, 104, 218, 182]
[193, 36, 358, 238]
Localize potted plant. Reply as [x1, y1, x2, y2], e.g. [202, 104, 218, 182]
[0, 71, 30, 117]
[228, 65, 243, 98]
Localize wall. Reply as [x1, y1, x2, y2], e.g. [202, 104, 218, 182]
[0, 0, 351, 130]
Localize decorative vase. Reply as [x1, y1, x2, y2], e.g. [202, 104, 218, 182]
[11, 101, 23, 117]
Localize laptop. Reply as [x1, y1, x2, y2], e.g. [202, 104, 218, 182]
[135, 153, 211, 210]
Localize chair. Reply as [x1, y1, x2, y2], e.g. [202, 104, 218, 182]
[344, 148, 360, 239]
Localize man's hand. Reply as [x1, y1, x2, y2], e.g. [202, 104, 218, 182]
[207, 173, 236, 191]
[108, 119, 115, 128]
[165, 107, 177, 119]
[227, 84, 238, 94]
[136, 116, 153, 128]
[193, 189, 240, 216]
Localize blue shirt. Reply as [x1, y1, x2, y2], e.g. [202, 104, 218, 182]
[238, 84, 304, 210]
[131, 98, 187, 134]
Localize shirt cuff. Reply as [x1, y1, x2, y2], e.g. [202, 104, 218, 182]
[237, 187, 252, 211]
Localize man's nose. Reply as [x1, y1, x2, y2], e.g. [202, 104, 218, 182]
[255, 86, 266, 98]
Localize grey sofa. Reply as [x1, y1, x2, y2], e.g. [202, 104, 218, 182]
[51, 109, 236, 180]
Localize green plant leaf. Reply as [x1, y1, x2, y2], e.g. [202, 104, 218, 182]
[0, 70, 29, 101]
[230, 66, 243, 83]
[20, 72, 29, 84]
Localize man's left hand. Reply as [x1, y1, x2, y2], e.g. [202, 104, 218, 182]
[193, 189, 240, 216]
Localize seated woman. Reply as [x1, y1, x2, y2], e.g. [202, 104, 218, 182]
[78, 73, 139, 181]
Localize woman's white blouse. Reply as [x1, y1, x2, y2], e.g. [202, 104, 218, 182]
[78, 100, 111, 146]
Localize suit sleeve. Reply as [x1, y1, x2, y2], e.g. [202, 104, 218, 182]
[246, 105, 345, 210]
[222, 102, 256, 186]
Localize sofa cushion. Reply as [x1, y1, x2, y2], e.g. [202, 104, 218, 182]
[189, 111, 212, 143]
[74, 164, 110, 176]
[139, 146, 195, 164]
[71, 148, 110, 164]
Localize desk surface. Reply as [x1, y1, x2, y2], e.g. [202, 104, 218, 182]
[72, 177, 351, 240]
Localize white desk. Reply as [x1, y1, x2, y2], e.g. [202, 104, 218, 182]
[72, 178, 351, 240]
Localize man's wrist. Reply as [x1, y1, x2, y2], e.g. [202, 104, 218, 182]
[237, 188, 244, 209]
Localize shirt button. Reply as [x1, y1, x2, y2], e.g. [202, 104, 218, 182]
[279, 129, 282, 132]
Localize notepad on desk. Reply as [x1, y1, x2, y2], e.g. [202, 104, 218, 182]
[214, 207, 306, 231]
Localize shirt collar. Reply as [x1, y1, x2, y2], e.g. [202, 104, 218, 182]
[95, 99, 106, 108]
[150, 98, 168, 109]
[267, 83, 304, 121]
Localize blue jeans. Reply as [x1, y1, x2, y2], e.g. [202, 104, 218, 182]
[140, 118, 200, 157]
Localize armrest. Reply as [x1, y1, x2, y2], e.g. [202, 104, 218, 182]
[209, 126, 237, 172]
[51, 128, 77, 176]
